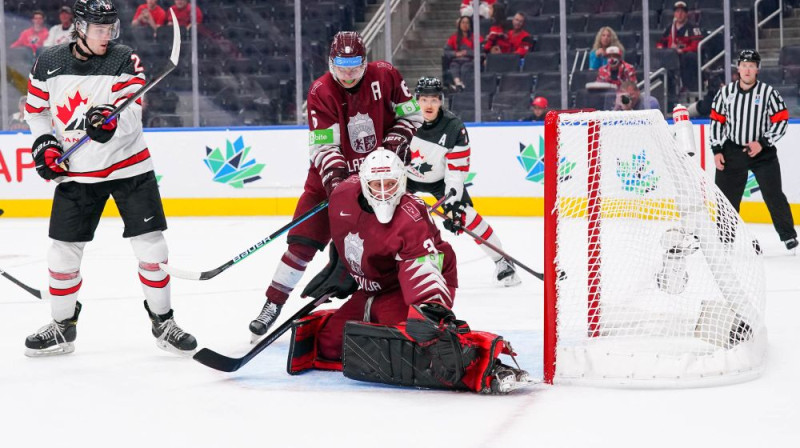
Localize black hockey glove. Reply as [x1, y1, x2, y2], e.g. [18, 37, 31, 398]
[31, 134, 68, 180]
[321, 167, 348, 197]
[442, 200, 466, 235]
[382, 132, 411, 164]
[301, 242, 358, 300]
[406, 303, 456, 345]
[85, 104, 118, 143]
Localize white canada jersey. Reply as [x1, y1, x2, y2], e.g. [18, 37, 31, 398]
[407, 109, 470, 184]
[25, 42, 151, 183]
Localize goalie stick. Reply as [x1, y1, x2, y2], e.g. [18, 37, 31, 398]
[0, 267, 44, 299]
[56, 9, 182, 164]
[160, 200, 329, 280]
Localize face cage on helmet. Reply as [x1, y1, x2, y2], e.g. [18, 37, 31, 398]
[360, 167, 407, 224]
[76, 18, 120, 40]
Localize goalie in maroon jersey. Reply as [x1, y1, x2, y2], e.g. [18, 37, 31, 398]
[249, 31, 423, 342]
[284, 149, 531, 393]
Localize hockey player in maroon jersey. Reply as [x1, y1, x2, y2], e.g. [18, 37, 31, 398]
[285, 149, 531, 393]
[408, 77, 521, 286]
[23, 0, 196, 357]
[249, 31, 423, 341]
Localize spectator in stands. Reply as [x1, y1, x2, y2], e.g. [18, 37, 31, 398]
[133, 0, 167, 32]
[460, 0, 496, 19]
[595, 46, 637, 87]
[167, 0, 203, 28]
[444, 16, 481, 91]
[521, 96, 548, 122]
[483, 3, 510, 55]
[656, 1, 703, 91]
[612, 81, 660, 111]
[508, 12, 534, 57]
[589, 26, 624, 70]
[9, 96, 30, 131]
[44, 6, 74, 47]
[10, 10, 49, 57]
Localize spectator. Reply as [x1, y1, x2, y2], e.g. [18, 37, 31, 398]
[460, 0, 496, 19]
[132, 0, 167, 32]
[10, 10, 49, 56]
[589, 26, 624, 70]
[167, 0, 203, 28]
[44, 6, 75, 47]
[611, 81, 660, 111]
[596, 46, 637, 87]
[656, 1, 703, 91]
[521, 96, 548, 122]
[483, 3, 510, 54]
[9, 96, 30, 131]
[444, 16, 481, 91]
[508, 12, 534, 57]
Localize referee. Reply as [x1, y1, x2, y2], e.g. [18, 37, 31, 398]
[710, 49, 798, 251]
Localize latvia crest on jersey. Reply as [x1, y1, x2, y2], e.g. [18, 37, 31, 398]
[344, 232, 366, 276]
[347, 113, 377, 154]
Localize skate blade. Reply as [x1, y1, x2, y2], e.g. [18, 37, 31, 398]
[495, 274, 522, 288]
[155, 340, 197, 357]
[24, 342, 74, 358]
[491, 375, 534, 394]
[250, 332, 265, 344]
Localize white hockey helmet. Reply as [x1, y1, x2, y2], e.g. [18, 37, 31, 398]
[359, 149, 407, 224]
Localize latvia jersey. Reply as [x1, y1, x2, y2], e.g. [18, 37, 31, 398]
[407, 109, 470, 185]
[307, 61, 422, 177]
[329, 176, 458, 307]
[25, 42, 151, 183]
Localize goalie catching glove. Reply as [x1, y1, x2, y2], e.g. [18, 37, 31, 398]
[301, 242, 358, 299]
[32, 134, 68, 180]
[85, 104, 118, 143]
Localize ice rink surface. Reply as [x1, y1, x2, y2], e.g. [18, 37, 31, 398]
[1, 215, 798, 447]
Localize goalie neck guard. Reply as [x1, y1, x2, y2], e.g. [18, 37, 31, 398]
[359, 149, 407, 224]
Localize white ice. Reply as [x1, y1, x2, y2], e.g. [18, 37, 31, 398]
[1, 216, 798, 447]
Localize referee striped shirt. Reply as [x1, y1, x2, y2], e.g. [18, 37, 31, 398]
[709, 80, 788, 154]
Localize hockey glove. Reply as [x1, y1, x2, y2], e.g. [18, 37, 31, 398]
[382, 132, 411, 164]
[322, 167, 348, 197]
[442, 198, 466, 235]
[406, 303, 456, 345]
[301, 242, 358, 300]
[31, 134, 68, 180]
[85, 104, 118, 143]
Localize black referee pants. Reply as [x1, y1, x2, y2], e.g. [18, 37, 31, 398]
[715, 140, 797, 241]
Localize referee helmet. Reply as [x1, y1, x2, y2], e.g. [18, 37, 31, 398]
[737, 49, 761, 67]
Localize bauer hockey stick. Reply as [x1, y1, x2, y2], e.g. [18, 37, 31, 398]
[0, 267, 44, 299]
[193, 293, 332, 372]
[57, 9, 182, 164]
[160, 200, 330, 280]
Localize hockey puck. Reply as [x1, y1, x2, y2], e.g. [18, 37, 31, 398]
[0, 208, 4, 216]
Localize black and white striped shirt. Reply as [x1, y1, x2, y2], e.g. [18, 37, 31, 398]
[709, 80, 788, 154]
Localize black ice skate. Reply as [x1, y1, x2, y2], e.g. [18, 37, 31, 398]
[784, 237, 798, 252]
[144, 301, 197, 355]
[494, 258, 521, 287]
[25, 302, 82, 357]
[487, 360, 533, 394]
[249, 301, 282, 343]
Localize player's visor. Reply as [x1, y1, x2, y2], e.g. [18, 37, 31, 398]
[77, 19, 120, 40]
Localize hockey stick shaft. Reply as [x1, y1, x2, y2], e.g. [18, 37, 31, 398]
[57, 10, 182, 164]
[160, 200, 329, 280]
[193, 294, 331, 372]
[430, 208, 544, 281]
[0, 268, 43, 299]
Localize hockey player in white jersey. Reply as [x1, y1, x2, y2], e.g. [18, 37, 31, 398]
[407, 77, 521, 286]
[24, 0, 196, 357]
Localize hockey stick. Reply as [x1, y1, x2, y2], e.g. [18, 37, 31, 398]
[429, 208, 544, 281]
[193, 294, 332, 372]
[160, 200, 329, 280]
[56, 9, 181, 164]
[0, 267, 44, 299]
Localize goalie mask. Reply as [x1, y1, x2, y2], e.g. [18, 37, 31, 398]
[329, 31, 367, 88]
[359, 149, 407, 224]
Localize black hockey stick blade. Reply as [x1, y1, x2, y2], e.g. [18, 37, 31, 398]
[161, 200, 329, 281]
[57, 9, 181, 164]
[0, 268, 43, 299]
[193, 294, 331, 372]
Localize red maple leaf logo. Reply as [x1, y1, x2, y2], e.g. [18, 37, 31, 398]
[56, 91, 88, 125]
[411, 149, 422, 160]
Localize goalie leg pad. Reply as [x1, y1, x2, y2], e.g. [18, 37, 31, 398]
[286, 309, 342, 374]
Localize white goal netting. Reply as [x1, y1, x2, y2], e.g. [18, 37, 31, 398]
[545, 110, 766, 387]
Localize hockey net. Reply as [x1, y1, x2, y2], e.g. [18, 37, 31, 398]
[543, 110, 767, 387]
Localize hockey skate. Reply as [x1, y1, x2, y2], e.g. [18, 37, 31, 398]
[249, 301, 283, 343]
[494, 258, 521, 287]
[784, 237, 798, 253]
[144, 301, 197, 356]
[25, 302, 82, 357]
[487, 360, 533, 394]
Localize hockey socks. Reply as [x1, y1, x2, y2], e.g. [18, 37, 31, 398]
[265, 243, 317, 305]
